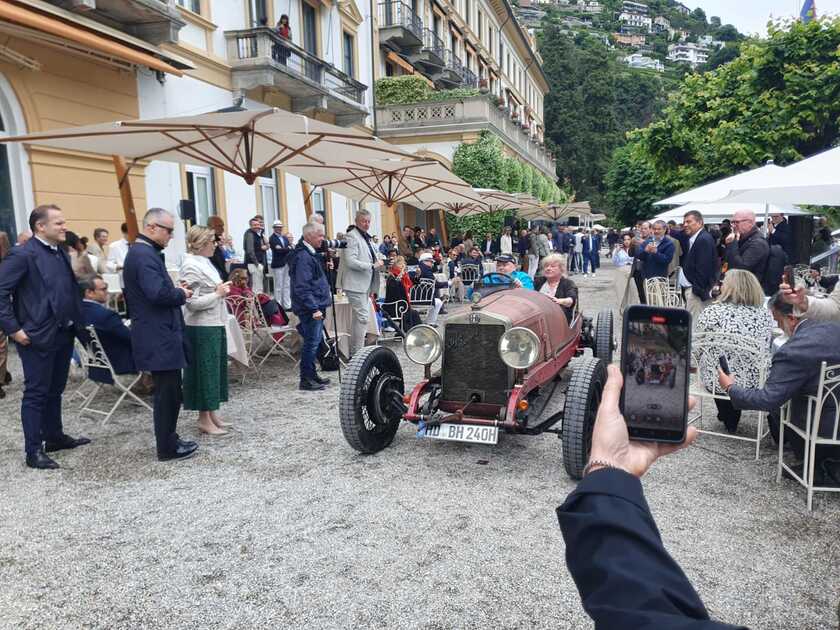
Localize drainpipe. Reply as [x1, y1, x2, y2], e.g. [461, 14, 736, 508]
[369, 0, 378, 135]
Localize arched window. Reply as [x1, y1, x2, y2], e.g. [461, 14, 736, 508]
[0, 73, 34, 241]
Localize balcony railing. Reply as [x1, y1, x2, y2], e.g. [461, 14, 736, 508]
[378, 1, 423, 42]
[225, 27, 367, 124]
[462, 68, 478, 88]
[422, 28, 445, 60]
[375, 95, 556, 178]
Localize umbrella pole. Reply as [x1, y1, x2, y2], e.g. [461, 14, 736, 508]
[301, 179, 314, 219]
[390, 203, 408, 253]
[112, 156, 139, 242]
[763, 202, 769, 237]
[438, 208, 449, 248]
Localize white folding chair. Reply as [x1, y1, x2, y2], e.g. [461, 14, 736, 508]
[777, 361, 840, 511]
[78, 325, 151, 425]
[102, 272, 125, 315]
[409, 280, 436, 318]
[689, 333, 771, 459]
[248, 295, 299, 368]
[378, 299, 408, 343]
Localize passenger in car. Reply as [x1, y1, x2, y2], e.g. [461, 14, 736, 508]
[534, 253, 578, 324]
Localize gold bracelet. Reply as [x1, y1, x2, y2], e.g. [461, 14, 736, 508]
[583, 459, 620, 476]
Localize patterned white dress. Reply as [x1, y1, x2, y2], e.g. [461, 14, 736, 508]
[695, 302, 774, 392]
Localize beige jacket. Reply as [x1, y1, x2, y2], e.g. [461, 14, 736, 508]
[798, 283, 840, 322]
[179, 254, 228, 327]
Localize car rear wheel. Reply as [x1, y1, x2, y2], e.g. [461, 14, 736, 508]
[593, 309, 614, 364]
[339, 345, 405, 454]
[561, 357, 607, 479]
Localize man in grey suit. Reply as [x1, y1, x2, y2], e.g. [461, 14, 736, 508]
[343, 208, 383, 356]
[718, 293, 840, 484]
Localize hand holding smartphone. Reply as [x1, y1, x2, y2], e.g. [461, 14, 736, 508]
[782, 265, 794, 288]
[619, 305, 691, 443]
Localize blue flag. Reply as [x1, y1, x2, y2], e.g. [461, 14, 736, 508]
[800, 0, 817, 23]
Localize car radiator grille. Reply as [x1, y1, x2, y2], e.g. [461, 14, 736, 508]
[441, 323, 509, 406]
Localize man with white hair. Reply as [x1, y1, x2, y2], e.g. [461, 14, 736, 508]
[289, 221, 332, 391]
[342, 208, 383, 356]
[724, 209, 769, 283]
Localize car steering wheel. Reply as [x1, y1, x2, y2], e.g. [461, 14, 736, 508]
[480, 272, 514, 286]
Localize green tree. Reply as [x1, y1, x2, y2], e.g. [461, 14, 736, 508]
[605, 17, 840, 221]
[451, 132, 507, 190]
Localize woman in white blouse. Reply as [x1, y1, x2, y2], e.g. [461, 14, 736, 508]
[696, 269, 774, 434]
[179, 226, 232, 436]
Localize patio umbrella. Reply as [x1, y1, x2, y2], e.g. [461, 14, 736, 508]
[653, 202, 806, 224]
[654, 162, 785, 206]
[518, 201, 591, 222]
[0, 108, 419, 237]
[719, 146, 840, 206]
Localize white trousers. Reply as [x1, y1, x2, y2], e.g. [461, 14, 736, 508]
[685, 291, 711, 325]
[345, 290, 370, 357]
[272, 266, 291, 310]
[248, 263, 264, 294]
[426, 298, 444, 325]
[527, 254, 539, 279]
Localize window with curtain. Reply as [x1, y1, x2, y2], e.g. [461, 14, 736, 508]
[185, 166, 214, 225]
[257, 174, 278, 226]
[248, 0, 268, 26]
[177, 0, 201, 14]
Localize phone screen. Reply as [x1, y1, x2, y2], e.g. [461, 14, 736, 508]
[620, 306, 691, 443]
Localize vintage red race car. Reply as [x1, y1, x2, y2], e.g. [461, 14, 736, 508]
[338, 273, 614, 479]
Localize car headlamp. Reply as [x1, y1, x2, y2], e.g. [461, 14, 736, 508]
[499, 327, 541, 369]
[403, 324, 442, 365]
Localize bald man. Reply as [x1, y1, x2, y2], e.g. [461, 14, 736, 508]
[723, 210, 769, 282]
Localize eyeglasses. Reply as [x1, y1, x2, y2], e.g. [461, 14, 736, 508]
[153, 223, 174, 235]
[731, 219, 749, 225]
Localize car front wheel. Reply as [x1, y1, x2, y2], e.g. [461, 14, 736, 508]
[561, 357, 607, 479]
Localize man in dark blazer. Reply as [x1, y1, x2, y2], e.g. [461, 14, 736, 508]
[768, 213, 795, 263]
[636, 220, 675, 280]
[0, 205, 90, 469]
[581, 229, 601, 276]
[123, 208, 197, 462]
[679, 211, 719, 319]
[720, 295, 840, 482]
[269, 220, 292, 311]
[558, 365, 745, 629]
[79, 275, 136, 384]
[724, 210, 769, 283]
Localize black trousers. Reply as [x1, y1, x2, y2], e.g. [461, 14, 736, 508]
[633, 271, 647, 304]
[151, 370, 182, 455]
[714, 399, 741, 425]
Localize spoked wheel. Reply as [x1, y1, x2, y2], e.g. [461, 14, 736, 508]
[561, 357, 607, 479]
[593, 309, 614, 364]
[339, 346, 405, 453]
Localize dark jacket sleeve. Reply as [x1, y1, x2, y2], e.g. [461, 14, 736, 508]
[651, 238, 675, 266]
[291, 254, 319, 314]
[99, 308, 132, 343]
[0, 248, 27, 336]
[557, 469, 746, 630]
[559, 278, 578, 308]
[690, 233, 718, 300]
[728, 346, 811, 412]
[135, 255, 187, 308]
[725, 234, 768, 277]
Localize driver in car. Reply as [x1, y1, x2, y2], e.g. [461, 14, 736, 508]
[488, 253, 535, 290]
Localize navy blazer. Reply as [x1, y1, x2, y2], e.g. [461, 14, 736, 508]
[80, 300, 136, 383]
[269, 233, 292, 268]
[582, 234, 601, 257]
[558, 469, 746, 630]
[0, 238, 82, 349]
[682, 230, 719, 301]
[729, 319, 840, 440]
[637, 237, 675, 279]
[288, 240, 331, 317]
[122, 237, 188, 372]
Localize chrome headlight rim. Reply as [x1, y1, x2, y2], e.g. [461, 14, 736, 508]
[498, 326, 541, 370]
[403, 324, 443, 365]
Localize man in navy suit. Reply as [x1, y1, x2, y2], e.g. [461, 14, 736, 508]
[581, 229, 601, 276]
[678, 211, 719, 319]
[269, 220, 292, 310]
[123, 208, 197, 462]
[637, 220, 675, 279]
[558, 365, 745, 629]
[78, 275, 136, 383]
[0, 205, 90, 469]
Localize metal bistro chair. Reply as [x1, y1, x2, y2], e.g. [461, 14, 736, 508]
[102, 272, 125, 315]
[409, 279, 436, 319]
[689, 333, 771, 459]
[460, 264, 480, 289]
[247, 294, 298, 368]
[225, 294, 262, 383]
[777, 361, 840, 511]
[377, 299, 408, 343]
[645, 277, 683, 308]
[77, 325, 152, 425]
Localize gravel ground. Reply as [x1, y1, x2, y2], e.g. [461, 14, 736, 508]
[0, 265, 838, 630]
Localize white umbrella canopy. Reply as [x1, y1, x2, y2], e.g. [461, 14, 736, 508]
[654, 162, 785, 206]
[519, 201, 591, 222]
[286, 158, 481, 207]
[419, 189, 523, 217]
[720, 146, 840, 206]
[0, 108, 417, 184]
[653, 202, 807, 224]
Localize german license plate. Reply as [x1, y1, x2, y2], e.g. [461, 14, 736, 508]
[424, 423, 498, 445]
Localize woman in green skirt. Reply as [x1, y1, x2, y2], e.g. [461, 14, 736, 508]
[179, 225, 232, 435]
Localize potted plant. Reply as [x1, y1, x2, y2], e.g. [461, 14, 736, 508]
[511, 110, 519, 121]
[478, 78, 489, 93]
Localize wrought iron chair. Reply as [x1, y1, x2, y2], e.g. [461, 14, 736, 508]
[645, 277, 683, 308]
[777, 361, 840, 511]
[689, 333, 771, 459]
[377, 299, 408, 343]
[77, 325, 152, 425]
[460, 264, 480, 288]
[409, 279, 436, 318]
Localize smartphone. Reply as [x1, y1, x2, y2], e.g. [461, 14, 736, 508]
[783, 265, 794, 287]
[620, 305, 691, 443]
[719, 355, 730, 375]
